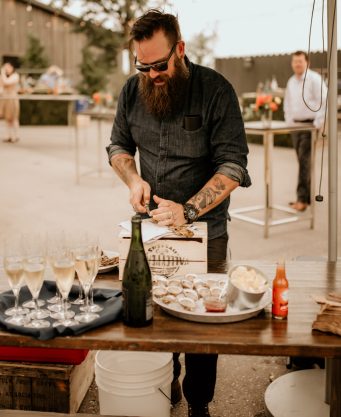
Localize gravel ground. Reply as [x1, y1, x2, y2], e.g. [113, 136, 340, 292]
[79, 354, 288, 417]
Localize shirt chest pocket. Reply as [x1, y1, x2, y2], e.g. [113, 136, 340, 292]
[173, 124, 210, 159]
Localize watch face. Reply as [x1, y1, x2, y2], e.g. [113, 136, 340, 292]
[188, 208, 197, 220]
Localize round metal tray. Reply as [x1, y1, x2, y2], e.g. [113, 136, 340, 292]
[153, 273, 271, 323]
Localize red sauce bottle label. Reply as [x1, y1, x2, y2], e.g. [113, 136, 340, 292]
[272, 287, 289, 318]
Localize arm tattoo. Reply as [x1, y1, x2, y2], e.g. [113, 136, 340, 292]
[111, 155, 137, 185]
[189, 176, 227, 210]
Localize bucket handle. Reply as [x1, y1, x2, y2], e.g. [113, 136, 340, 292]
[158, 387, 171, 402]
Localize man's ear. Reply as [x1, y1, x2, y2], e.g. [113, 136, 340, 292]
[177, 41, 185, 59]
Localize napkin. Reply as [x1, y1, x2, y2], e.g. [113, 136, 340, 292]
[119, 219, 170, 243]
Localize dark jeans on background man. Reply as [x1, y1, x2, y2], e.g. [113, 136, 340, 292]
[173, 233, 228, 405]
[291, 130, 312, 205]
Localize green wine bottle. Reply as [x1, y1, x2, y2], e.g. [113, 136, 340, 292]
[122, 214, 153, 327]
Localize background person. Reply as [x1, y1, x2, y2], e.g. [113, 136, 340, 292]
[0, 62, 20, 143]
[106, 10, 251, 417]
[284, 50, 327, 211]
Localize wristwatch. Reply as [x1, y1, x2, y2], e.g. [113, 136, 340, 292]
[183, 203, 199, 224]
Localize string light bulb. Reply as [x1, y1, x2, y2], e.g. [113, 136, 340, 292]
[26, 4, 32, 12]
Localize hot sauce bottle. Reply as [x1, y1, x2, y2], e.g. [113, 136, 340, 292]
[272, 260, 289, 320]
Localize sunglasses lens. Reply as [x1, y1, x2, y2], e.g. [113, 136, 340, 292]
[136, 65, 151, 73]
[153, 62, 168, 72]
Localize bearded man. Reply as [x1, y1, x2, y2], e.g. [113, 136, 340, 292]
[106, 10, 251, 417]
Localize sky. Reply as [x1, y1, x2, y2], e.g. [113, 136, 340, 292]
[40, 0, 340, 58]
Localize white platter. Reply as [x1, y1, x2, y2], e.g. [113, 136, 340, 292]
[98, 250, 119, 273]
[153, 273, 272, 323]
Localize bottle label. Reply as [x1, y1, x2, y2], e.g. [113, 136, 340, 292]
[146, 295, 153, 321]
[122, 287, 153, 326]
[272, 287, 289, 318]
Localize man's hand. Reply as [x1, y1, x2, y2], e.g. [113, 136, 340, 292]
[130, 178, 151, 213]
[150, 195, 186, 226]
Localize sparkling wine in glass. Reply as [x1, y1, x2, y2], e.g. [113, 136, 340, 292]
[3, 237, 30, 325]
[80, 245, 103, 314]
[74, 245, 100, 323]
[23, 235, 50, 328]
[51, 251, 78, 327]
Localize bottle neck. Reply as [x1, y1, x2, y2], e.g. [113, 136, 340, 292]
[131, 220, 143, 248]
[276, 263, 286, 279]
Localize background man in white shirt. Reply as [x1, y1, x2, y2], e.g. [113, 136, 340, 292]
[284, 51, 327, 211]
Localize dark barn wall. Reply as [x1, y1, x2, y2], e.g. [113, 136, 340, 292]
[216, 51, 341, 96]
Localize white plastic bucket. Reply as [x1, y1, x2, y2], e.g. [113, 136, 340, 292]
[95, 351, 173, 417]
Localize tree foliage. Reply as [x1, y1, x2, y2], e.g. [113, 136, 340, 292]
[186, 31, 216, 68]
[21, 35, 49, 72]
[48, 0, 168, 93]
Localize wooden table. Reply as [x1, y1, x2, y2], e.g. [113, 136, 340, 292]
[75, 109, 115, 184]
[231, 121, 318, 237]
[1, 94, 88, 126]
[0, 260, 340, 416]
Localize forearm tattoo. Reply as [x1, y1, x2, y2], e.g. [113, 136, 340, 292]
[189, 176, 227, 210]
[112, 155, 137, 184]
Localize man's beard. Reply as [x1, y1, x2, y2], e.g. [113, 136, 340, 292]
[138, 57, 190, 119]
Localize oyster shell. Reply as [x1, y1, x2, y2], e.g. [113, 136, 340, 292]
[167, 285, 183, 296]
[161, 294, 177, 304]
[177, 296, 196, 311]
[181, 279, 194, 289]
[184, 273, 198, 281]
[183, 288, 199, 301]
[197, 286, 210, 298]
[153, 286, 168, 298]
[168, 278, 182, 287]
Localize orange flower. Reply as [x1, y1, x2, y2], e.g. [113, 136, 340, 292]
[269, 102, 278, 112]
[255, 94, 280, 112]
[92, 92, 101, 104]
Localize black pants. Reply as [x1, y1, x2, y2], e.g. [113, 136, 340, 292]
[173, 234, 228, 405]
[291, 130, 312, 204]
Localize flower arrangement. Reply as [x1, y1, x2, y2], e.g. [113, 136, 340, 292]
[92, 91, 113, 108]
[255, 94, 282, 114]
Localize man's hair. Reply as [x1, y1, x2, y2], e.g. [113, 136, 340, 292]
[130, 9, 182, 48]
[292, 50, 309, 62]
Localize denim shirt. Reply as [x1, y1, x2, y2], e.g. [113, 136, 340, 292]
[106, 59, 251, 240]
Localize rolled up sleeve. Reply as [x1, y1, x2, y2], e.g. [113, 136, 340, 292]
[106, 84, 136, 165]
[209, 85, 252, 187]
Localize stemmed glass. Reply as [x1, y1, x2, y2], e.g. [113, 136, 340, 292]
[80, 249, 103, 314]
[49, 244, 78, 327]
[22, 234, 50, 328]
[3, 236, 29, 326]
[47, 233, 71, 315]
[69, 231, 87, 306]
[74, 239, 101, 323]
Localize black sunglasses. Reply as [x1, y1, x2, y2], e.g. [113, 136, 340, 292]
[135, 43, 178, 73]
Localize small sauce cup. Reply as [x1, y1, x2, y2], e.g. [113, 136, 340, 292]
[203, 294, 228, 313]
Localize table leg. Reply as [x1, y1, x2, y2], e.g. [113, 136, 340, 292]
[310, 130, 317, 229]
[75, 123, 80, 184]
[329, 357, 341, 417]
[97, 119, 103, 176]
[264, 132, 273, 238]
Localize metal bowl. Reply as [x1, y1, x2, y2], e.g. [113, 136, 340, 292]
[227, 265, 269, 310]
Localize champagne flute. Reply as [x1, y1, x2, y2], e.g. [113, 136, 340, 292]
[3, 236, 30, 325]
[50, 246, 78, 327]
[23, 235, 50, 328]
[47, 232, 71, 314]
[80, 244, 103, 313]
[69, 231, 88, 305]
[74, 242, 100, 323]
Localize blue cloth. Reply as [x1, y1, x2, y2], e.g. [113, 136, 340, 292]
[0, 281, 122, 340]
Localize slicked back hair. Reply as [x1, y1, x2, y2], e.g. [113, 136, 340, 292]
[130, 9, 182, 49]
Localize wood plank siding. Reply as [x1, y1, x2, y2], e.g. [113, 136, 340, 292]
[0, 0, 86, 83]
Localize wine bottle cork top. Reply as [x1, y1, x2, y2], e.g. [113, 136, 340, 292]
[132, 214, 142, 222]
